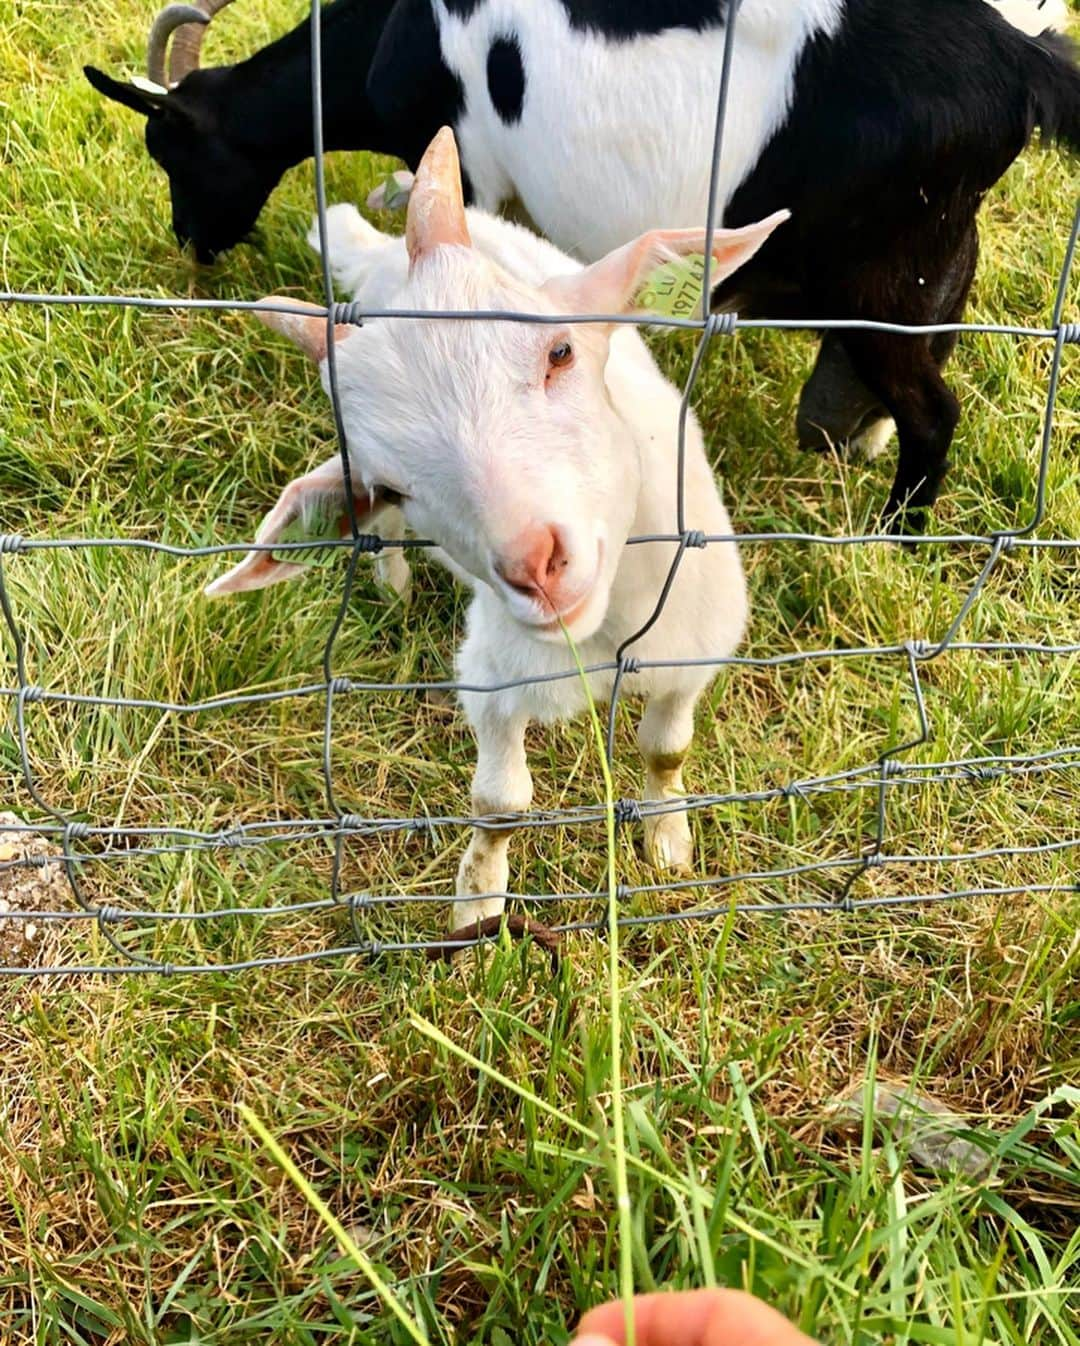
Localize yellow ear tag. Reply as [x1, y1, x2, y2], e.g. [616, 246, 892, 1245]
[272, 498, 341, 568]
[634, 253, 707, 318]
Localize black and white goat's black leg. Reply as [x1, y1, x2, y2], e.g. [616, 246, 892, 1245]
[797, 335, 894, 461]
[797, 316, 967, 466]
[809, 221, 977, 533]
[842, 329, 962, 535]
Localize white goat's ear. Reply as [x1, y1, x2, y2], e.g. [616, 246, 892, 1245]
[205, 456, 375, 595]
[543, 209, 791, 319]
[256, 297, 355, 363]
[406, 126, 471, 268]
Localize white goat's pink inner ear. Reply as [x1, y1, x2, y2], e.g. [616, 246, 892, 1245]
[204, 457, 379, 596]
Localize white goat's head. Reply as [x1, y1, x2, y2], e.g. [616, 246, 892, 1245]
[208, 128, 786, 640]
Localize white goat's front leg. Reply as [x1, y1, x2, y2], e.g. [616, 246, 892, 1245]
[637, 691, 698, 876]
[372, 505, 411, 600]
[453, 705, 532, 933]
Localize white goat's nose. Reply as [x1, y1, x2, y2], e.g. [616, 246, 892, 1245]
[494, 524, 569, 601]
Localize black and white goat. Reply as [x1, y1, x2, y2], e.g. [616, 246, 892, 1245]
[86, 0, 1080, 530]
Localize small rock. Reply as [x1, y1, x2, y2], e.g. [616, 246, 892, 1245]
[0, 812, 70, 969]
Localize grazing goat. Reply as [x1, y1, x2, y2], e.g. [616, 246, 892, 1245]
[206, 128, 785, 937]
[86, 0, 456, 262]
[87, 1, 1078, 534]
[85, 0, 1069, 263]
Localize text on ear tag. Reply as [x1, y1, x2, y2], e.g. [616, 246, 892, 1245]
[634, 253, 707, 318]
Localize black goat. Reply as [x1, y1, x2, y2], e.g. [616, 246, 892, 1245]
[86, 0, 1080, 532]
[85, 0, 458, 262]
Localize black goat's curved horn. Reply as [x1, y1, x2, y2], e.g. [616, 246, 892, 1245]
[168, 0, 238, 87]
[168, 0, 238, 88]
[147, 0, 237, 89]
[147, 4, 209, 88]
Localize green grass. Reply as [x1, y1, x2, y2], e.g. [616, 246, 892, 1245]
[1, 1, 1079, 1342]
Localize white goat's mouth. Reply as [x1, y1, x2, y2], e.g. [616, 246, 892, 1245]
[489, 543, 606, 637]
[538, 590, 594, 634]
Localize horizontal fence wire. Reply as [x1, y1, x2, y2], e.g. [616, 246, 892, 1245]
[1, 0, 1079, 974]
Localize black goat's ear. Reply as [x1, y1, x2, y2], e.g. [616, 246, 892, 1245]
[83, 66, 169, 117]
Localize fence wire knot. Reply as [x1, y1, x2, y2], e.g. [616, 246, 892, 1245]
[705, 311, 738, 338]
[782, 781, 810, 801]
[62, 821, 91, 843]
[332, 301, 365, 326]
[683, 530, 708, 549]
[863, 851, 886, 869]
[328, 677, 352, 695]
[1060, 321, 1080, 343]
[879, 758, 903, 780]
[0, 534, 26, 555]
[619, 656, 642, 677]
[20, 685, 46, 705]
[352, 533, 384, 555]
[338, 814, 365, 834]
[614, 799, 644, 826]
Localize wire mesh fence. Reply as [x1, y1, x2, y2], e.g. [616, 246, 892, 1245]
[1, 0, 1078, 975]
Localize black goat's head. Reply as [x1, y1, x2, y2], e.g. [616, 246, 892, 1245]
[85, 65, 278, 261]
[84, 0, 271, 261]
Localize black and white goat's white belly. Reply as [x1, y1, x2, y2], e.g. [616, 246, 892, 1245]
[434, 0, 844, 260]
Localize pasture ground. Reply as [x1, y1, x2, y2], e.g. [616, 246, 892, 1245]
[1, 2, 1078, 1342]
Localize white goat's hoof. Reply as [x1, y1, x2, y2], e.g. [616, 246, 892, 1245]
[367, 170, 414, 212]
[451, 895, 508, 931]
[644, 810, 694, 875]
[454, 842, 509, 931]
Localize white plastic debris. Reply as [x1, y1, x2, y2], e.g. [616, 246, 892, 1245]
[827, 1080, 993, 1178]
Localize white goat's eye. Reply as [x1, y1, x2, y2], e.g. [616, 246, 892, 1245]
[548, 340, 574, 371]
[379, 485, 406, 506]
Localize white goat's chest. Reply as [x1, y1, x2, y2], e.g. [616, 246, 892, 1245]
[434, 0, 844, 260]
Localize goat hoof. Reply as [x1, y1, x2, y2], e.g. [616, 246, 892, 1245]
[644, 812, 694, 876]
[430, 914, 561, 969]
[374, 552, 412, 601]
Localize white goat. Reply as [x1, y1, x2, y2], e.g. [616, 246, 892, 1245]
[207, 128, 786, 936]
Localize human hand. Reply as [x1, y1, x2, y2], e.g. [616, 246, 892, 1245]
[569, 1288, 819, 1346]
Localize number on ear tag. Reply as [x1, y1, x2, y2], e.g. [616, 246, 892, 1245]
[634, 253, 707, 318]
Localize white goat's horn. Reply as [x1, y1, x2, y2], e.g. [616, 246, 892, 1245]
[406, 126, 471, 268]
